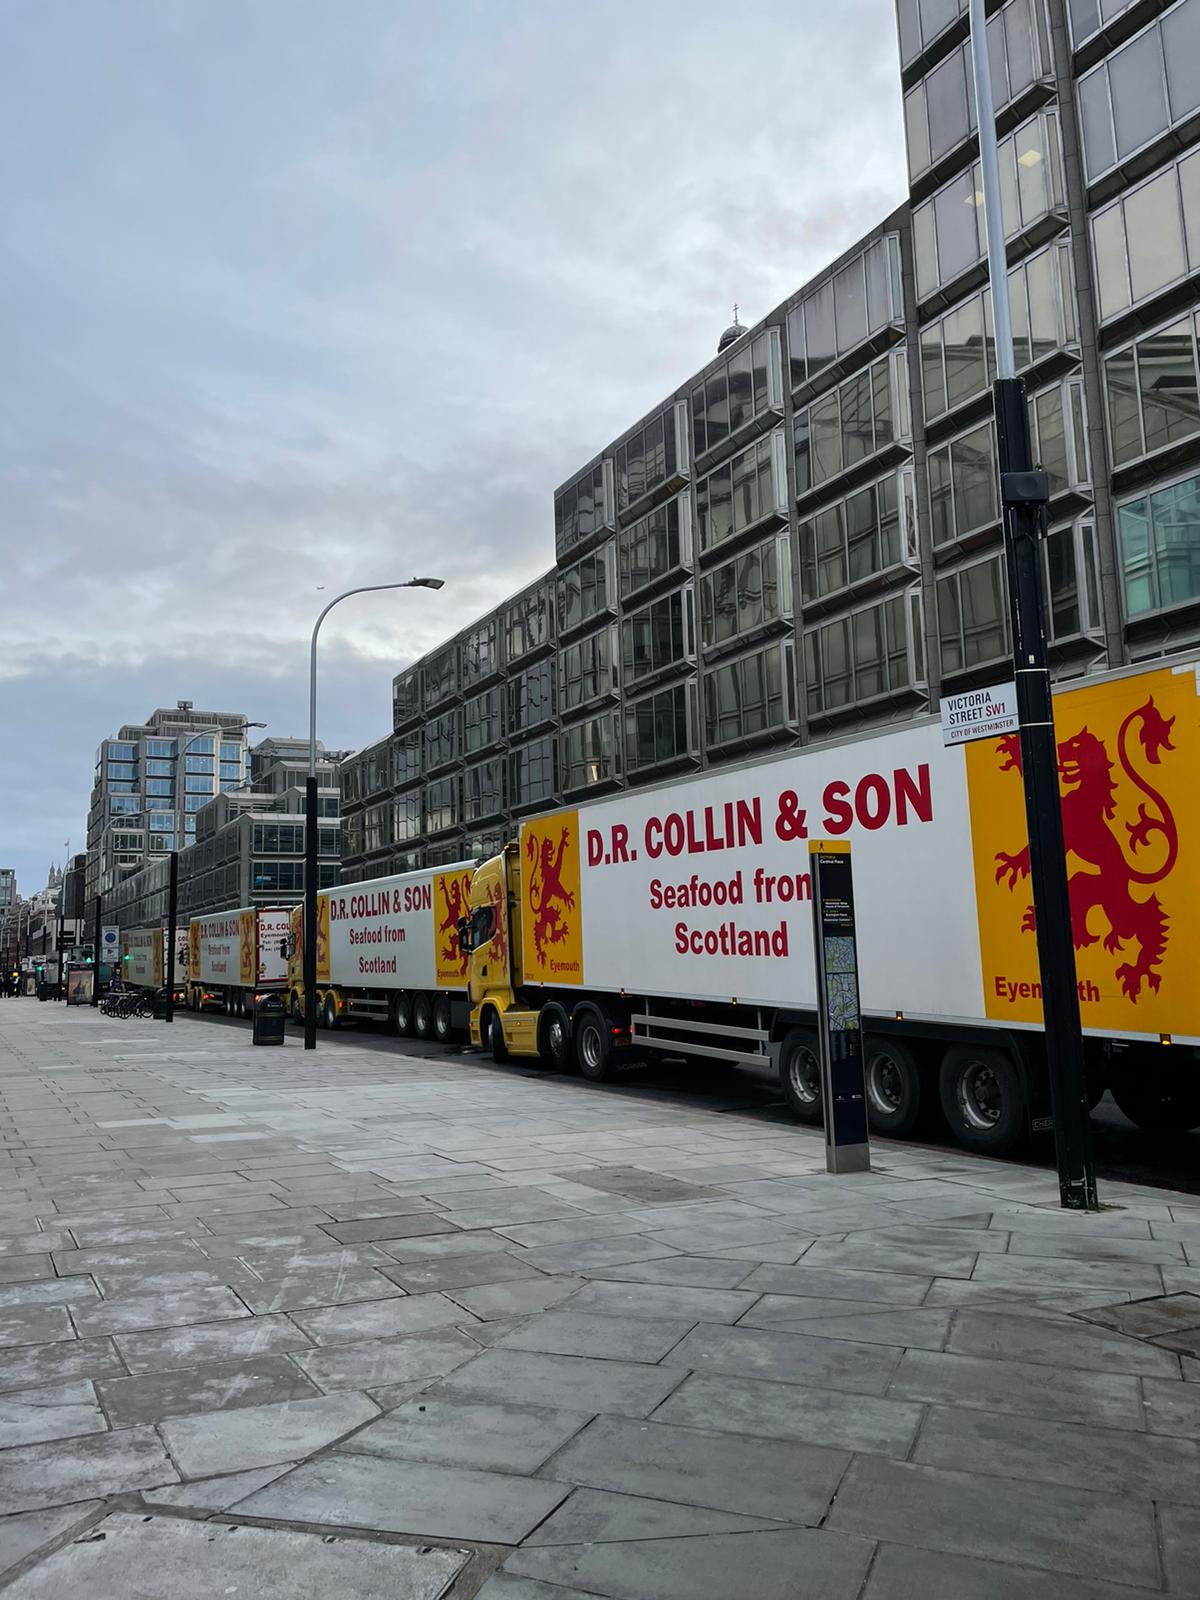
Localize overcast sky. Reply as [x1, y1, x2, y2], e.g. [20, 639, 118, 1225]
[0, 0, 907, 896]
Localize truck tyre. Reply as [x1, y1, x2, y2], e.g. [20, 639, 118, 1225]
[394, 993, 414, 1037]
[432, 994, 453, 1043]
[778, 1027, 823, 1123]
[864, 1037, 922, 1138]
[413, 993, 433, 1039]
[1109, 1065, 1200, 1134]
[574, 1006, 614, 1083]
[323, 994, 339, 1030]
[939, 1044, 1025, 1155]
[538, 1003, 572, 1071]
[486, 1008, 509, 1064]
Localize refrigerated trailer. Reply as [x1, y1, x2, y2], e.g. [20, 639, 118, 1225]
[185, 906, 291, 1016]
[459, 655, 1200, 1154]
[285, 861, 475, 1038]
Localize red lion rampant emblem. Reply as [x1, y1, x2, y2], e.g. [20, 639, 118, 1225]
[993, 697, 1178, 1001]
[485, 879, 508, 967]
[525, 826, 575, 964]
[437, 873, 469, 977]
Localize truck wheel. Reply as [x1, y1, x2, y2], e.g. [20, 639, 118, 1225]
[432, 995, 453, 1043]
[486, 1008, 509, 1063]
[538, 1003, 572, 1071]
[865, 1038, 922, 1138]
[939, 1045, 1025, 1155]
[394, 993, 414, 1037]
[323, 994, 339, 1030]
[574, 1007, 614, 1083]
[413, 993, 433, 1039]
[1109, 1065, 1200, 1134]
[778, 1027, 823, 1124]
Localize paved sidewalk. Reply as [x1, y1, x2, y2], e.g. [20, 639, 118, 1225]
[0, 1004, 1197, 1599]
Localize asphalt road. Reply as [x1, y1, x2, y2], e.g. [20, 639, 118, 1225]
[179, 1008, 1200, 1198]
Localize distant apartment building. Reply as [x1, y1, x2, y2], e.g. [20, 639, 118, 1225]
[339, 0, 1200, 882]
[85, 701, 252, 917]
[0, 869, 15, 911]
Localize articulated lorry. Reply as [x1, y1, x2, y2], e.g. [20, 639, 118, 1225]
[454, 655, 1199, 1154]
[119, 927, 186, 992]
[285, 861, 475, 1038]
[186, 906, 291, 1015]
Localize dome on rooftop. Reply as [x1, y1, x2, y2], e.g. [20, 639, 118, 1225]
[717, 313, 749, 354]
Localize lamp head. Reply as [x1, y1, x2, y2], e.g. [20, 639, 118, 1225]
[410, 577, 445, 590]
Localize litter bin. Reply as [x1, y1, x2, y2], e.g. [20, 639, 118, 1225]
[253, 993, 286, 1046]
[151, 987, 170, 1019]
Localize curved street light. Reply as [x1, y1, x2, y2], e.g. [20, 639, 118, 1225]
[304, 579, 445, 1050]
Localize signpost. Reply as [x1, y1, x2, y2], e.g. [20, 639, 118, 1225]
[809, 840, 870, 1175]
[100, 925, 120, 969]
[940, 682, 1019, 747]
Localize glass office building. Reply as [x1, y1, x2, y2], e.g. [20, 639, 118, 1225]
[340, 0, 1200, 882]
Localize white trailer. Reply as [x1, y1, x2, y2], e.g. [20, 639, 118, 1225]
[286, 861, 475, 1040]
[186, 906, 292, 1017]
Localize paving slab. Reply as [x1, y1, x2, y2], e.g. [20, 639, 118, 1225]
[0, 1511, 468, 1600]
[0, 1425, 178, 1512]
[113, 1312, 313, 1373]
[504, 1527, 874, 1600]
[581, 1254, 756, 1289]
[862, 1543, 1169, 1600]
[541, 1413, 849, 1523]
[294, 1327, 481, 1392]
[667, 1322, 902, 1395]
[291, 1292, 469, 1345]
[428, 1348, 688, 1417]
[0, 1337, 124, 1394]
[0, 1305, 74, 1348]
[888, 1345, 1145, 1429]
[947, 1306, 1183, 1377]
[380, 1250, 543, 1293]
[654, 1370, 922, 1456]
[1144, 1374, 1200, 1438]
[72, 1285, 250, 1337]
[235, 1449, 570, 1542]
[141, 1462, 296, 1510]
[565, 1279, 758, 1325]
[1160, 1501, 1200, 1596]
[158, 1391, 378, 1477]
[96, 1354, 318, 1425]
[739, 1302, 954, 1350]
[0, 1502, 103, 1578]
[319, 1214, 461, 1245]
[525, 1487, 781, 1545]
[969, 1253, 1165, 1298]
[445, 1273, 584, 1320]
[0, 1379, 107, 1447]
[496, 1308, 693, 1362]
[519, 1236, 681, 1273]
[341, 1396, 592, 1472]
[827, 1454, 1160, 1587]
[737, 1261, 931, 1305]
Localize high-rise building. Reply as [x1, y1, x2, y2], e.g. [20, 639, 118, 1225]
[339, 0, 1200, 882]
[85, 701, 251, 917]
[0, 869, 15, 913]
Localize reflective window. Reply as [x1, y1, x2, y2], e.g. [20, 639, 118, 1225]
[422, 641, 460, 708]
[897, 0, 967, 67]
[424, 776, 460, 834]
[393, 667, 421, 726]
[1078, 1, 1200, 182]
[461, 617, 501, 690]
[705, 642, 792, 749]
[145, 739, 174, 758]
[508, 736, 558, 809]
[557, 546, 614, 635]
[504, 582, 555, 663]
[937, 556, 1008, 672]
[184, 755, 213, 774]
[621, 589, 694, 689]
[184, 775, 212, 795]
[389, 732, 421, 786]
[927, 421, 998, 544]
[1067, 0, 1139, 45]
[105, 743, 136, 761]
[696, 431, 787, 554]
[692, 328, 783, 458]
[799, 468, 916, 598]
[424, 709, 460, 771]
[1118, 470, 1200, 616]
[562, 714, 621, 791]
[920, 242, 1075, 423]
[144, 778, 174, 797]
[109, 795, 140, 814]
[560, 626, 617, 712]
[219, 762, 242, 783]
[251, 822, 305, 854]
[253, 862, 305, 892]
[624, 682, 694, 775]
[615, 404, 688, 514]
[508, 658, 556, 734]
[1106, 315, 1200, 468]
[1091, 150, 1200, 320]
[700, 536, 793, 650]
[913, 110, 1063, 300]
[785, 235, 902, 387]
[794, 351, 909, 494]
[555, 458, 614, 559]
[462, 758, 505, 824]
[804, 592, 922, 717]
[394, 791, 422, 844]
[219, 742, 241, 761]
[1043, 519, 1102, 638]
[107, 762, 136, 781]
[463, 687, 504, 755]
[619, 493, 692, 599]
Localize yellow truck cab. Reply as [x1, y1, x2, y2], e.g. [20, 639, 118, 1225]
[463, 846, 535, 1057]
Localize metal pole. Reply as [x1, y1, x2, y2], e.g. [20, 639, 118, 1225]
[164, 850, 178, 1023]
[91, 891, 101, 1006]
[304, 578, 444, 1052]
[968, 0, 1097, 1210]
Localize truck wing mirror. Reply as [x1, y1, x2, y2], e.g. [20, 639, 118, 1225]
[457, 916, 472, 953]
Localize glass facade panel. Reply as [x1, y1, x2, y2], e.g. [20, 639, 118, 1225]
[616, 406, 683, 513]
[621, 589, 692, 688]
[463, 687, 504, 755]
[624, 682, 693, 774]
[806, 594, 917, 717]
[1164, 0, 1200, 120]
[560, 628, 615, 712]
[1139, 319, 1200, 457]
[927, 422, 997, 544]
[705, 644, 789, 748]
[462, 758, 505, 824]
[1092, 151, 1200, 322]
[794, 353, 907, 496]
[424, 776, 460, 835]
[423, 642, 460, 707]
[424, 709, 460, 770]
[1080, 4, 1200, 181]
[1119, 471, 1200, 616]
[699, 537, 792, 649]
[562, 714, 620, 790]
[508, 736, 557, 809]
[461, 618, 501, 689]
[692, 329, 782, 457]
[555, 459, 611, 558]
[937, 556, 1008, 672]
[504, 584, 554, 663]
[798, 470, 912, 599]
[697, 431, 784, 553]
[619, 494, 690, 598]
[508, 658, 556, 734]
[557, 547, 612, 634]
